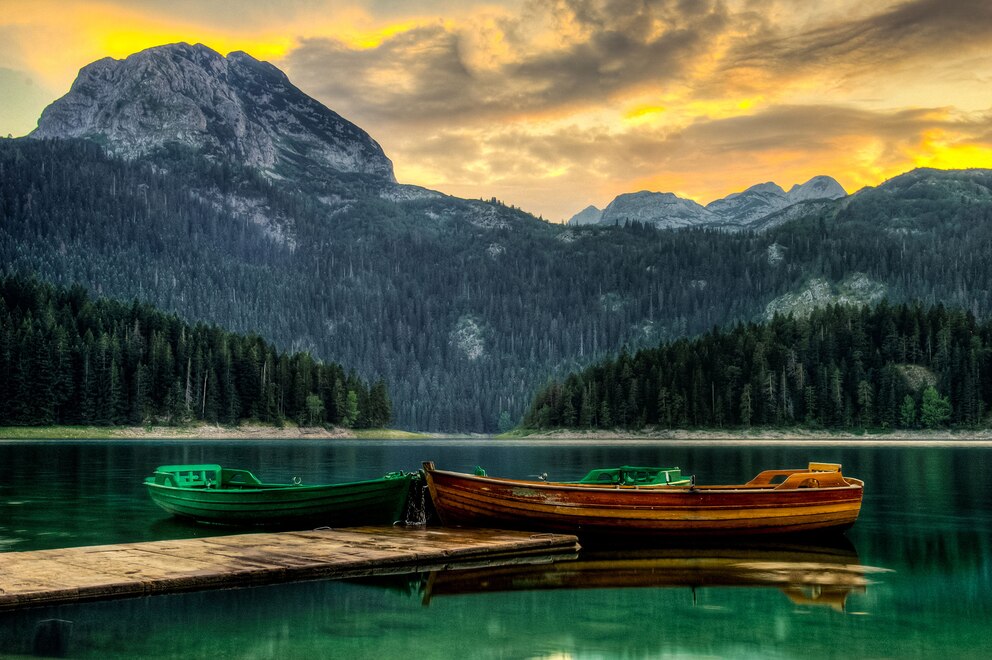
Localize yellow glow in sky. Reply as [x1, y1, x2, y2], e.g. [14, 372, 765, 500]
[1, 0, 991, 222]
[623, 105, 666, 123]
[2, 2, 297, 94]
[913, 130, 992, 171]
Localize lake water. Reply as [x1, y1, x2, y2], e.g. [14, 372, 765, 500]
[1, 440, 990, 658]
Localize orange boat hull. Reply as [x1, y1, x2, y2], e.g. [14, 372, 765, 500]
[423, 465, 863, 537]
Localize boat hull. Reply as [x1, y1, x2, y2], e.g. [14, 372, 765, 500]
[424, 467, 862, 537]
[146, 474, 414, 527]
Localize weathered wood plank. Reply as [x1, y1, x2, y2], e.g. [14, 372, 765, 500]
[0, 527, 578, 611]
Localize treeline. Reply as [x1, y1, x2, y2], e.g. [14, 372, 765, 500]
[0, 275, 390, 428]
[524, 302, 991, 430]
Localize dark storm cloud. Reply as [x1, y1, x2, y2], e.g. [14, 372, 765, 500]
[288, 24, 479, 122]
[508, 7, 720, 108]
[726, 0, 992, 82]
[284, 0, 733, 124]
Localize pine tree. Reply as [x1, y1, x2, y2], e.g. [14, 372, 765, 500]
[740, 384, 753, 427]
[0, 313, 11, 425]
[598, 400, 612, 428]
[132, 363, 150, 424]
[899, 394, 917, 428]
[368, 379, 392, 428]
[856, 380, 873, 428]
[578, 386, 594, 428]
[108, 358, 126, 424]
[561, 390, 577, 428]
[343, 390, 359, 427]
[803, 386, 817, 426]
[305, 393, 325, 426]
[920, 386, 951, 429]
[658, 386, 672, 427]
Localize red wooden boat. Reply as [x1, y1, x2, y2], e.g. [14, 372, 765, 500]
[423, 461, 863, 537]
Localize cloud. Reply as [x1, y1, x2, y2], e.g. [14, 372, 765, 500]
[723, 0, 992, 89]
[505, 0, 731, 108]
[283, 0, 734, 125]
[288, 24, 479, 123]
[391, 102, 992, 220]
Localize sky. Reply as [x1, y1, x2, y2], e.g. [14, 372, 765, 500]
[2, 0, 991, 222]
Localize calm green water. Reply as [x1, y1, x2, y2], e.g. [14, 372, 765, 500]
[1, 440, 990, 658]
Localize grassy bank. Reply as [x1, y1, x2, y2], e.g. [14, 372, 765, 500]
[6, 424, 990, 442]
[0, 426, 121, 439]
[500, 426, 992, 441]
[0, 424, 431, 440]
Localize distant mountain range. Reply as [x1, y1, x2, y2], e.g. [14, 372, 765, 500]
[569, 176, 847, 230]
[5, 42, 992, 432]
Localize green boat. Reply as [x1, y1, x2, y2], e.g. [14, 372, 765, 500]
[145, 464, 416, 527]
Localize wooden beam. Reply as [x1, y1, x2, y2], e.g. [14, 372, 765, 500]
[0, 527, 579, 611]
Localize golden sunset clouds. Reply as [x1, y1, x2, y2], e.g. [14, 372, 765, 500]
[2, 0, 991, 220]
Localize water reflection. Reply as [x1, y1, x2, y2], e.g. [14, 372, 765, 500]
[0, 538, 884, 658]
[418, 537, 884, 613]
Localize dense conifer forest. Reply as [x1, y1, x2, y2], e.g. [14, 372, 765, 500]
[3, 137, 992, 431]
[0, 276, 390, 428]
[524, 303, 990, 431]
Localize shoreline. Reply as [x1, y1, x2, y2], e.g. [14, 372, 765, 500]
[0, 424, 433, 441]
[2, 424, 992, 444]
[503, 427, 992, 441]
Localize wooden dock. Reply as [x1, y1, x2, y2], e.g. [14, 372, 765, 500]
[0, 527, 579, 611]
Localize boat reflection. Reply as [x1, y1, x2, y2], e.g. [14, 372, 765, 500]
[421, 536, 890, 612]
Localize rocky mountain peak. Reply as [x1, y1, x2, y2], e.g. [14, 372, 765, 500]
[571, 175, 848, 231]
[31, 42, 395, 182]
[599, 191, 715, 229]
[744, 182, 787, 196]
[787, 175, 846, 202]
[568, 205, 604, 226]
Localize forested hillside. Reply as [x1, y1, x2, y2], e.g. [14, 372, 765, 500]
[0, 275, 389, 428]
[524, 302, 990, 430]
[3, 137, 992, 431]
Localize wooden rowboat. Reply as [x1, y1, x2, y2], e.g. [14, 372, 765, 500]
[145, 464, 415, 527]
[423, 461, 863, 537]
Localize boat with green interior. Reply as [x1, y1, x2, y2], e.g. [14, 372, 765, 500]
[145, 464, 416, 527]
[425, 461, 863, 537]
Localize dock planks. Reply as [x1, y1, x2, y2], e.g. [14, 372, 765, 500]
[0, 526, 579, 610]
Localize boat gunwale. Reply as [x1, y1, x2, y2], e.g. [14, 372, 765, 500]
[144, 471, 415, 495]
[426, 468, 863, 495]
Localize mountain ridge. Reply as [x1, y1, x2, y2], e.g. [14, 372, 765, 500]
[570, 175, 846, 229]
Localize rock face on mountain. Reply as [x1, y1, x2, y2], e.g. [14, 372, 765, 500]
[598, 191, 717, 229]
[31, 42, 395, 182]
[570, 176, 846, 230]
[787, 175, 847, 202]
[706, 176, 846, 227]
[568, 205, 603, 225]
[705, 182, 790, 226]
